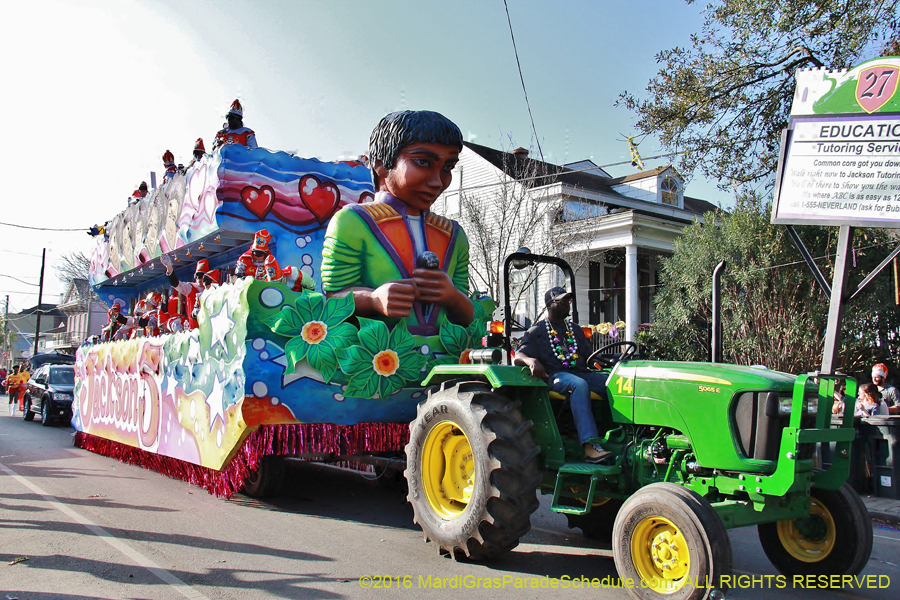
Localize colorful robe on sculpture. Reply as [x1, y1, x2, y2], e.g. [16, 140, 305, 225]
[321, 191, 469, 336]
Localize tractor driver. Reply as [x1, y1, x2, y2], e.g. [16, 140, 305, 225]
[515, 287, 612, 463]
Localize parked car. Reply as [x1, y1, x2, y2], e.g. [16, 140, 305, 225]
[28, 351, 76, 369]
[24, 364, 75, 426]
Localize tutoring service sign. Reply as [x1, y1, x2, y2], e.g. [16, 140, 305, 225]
[773, 57, 900, 227]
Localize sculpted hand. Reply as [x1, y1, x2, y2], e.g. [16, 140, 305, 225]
[411, 269, 456, 306]
[371, 280, 418, 318]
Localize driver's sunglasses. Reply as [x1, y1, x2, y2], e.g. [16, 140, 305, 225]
[551, 298, 571, 305]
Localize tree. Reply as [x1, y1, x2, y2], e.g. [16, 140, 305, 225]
[640, 193, 900, 380]
[55, 251, 91, 289]
[457, 139, 599, 323]
[618, 0, 900, 190]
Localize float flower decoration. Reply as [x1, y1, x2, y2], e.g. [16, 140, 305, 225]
[263, 293, 358, 383]
[336, 318, 428, 399]
[427, 298, 492, 370]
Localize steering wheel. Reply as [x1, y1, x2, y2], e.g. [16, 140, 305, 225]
[587, 341, 637, 370]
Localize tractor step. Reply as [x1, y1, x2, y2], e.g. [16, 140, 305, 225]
[550, 461, 621, 515]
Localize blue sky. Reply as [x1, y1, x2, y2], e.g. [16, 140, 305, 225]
[0, 0, 722, 308]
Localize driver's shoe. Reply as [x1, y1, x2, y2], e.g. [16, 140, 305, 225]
[584, 442, 612, 464]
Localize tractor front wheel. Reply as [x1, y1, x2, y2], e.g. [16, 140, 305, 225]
[613, 483, 731, 600]
[405, 381, 540, 560]
[758, 483, 872, 577]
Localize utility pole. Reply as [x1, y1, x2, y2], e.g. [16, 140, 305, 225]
[33, 248, 46, 358]
[3, 295, 7, 370]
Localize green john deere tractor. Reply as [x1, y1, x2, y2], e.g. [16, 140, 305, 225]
[403, 252, 872, 600]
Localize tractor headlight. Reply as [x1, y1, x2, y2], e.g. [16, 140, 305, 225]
[777, 394, 818, 415]
[805, 395, 818, 414]
[778, 395, 793, 415]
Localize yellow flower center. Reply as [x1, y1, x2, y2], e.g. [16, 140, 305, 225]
[372, 349, 399, 377]
[301, 320, 328, 344]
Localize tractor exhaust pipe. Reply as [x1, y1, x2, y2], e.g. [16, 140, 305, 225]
[711, 261, 726, 363]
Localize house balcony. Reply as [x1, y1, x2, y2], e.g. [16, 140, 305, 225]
[45, 331, 84, 350]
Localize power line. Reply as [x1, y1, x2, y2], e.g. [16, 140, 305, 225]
[503, 0, 544, 162]
[0, 220, 85, 232]
[0, 274, 40, 287]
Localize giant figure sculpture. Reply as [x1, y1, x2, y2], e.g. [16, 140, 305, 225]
[321, 110, 473, 336]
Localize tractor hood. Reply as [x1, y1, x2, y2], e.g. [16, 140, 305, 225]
[629, 361, 796, 391]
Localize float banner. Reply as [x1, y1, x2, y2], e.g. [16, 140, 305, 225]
[772, 114, 900, 227]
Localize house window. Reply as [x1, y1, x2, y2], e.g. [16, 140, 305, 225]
[661, 176, 680, 206]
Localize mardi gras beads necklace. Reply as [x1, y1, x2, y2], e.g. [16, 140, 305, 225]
[546, 318, 578, 368]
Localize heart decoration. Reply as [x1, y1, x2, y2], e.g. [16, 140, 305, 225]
[359, 191, 375, 204]
[241, 185, 276, 219]
[299, 175, 341, 224]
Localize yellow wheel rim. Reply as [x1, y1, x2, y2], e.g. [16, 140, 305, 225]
[631, 516, 690, 593]
[421, 421, 475, 520]
[776, 497, 836, 562]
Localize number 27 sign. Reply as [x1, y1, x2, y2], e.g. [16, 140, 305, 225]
[856, 65, 899, 114]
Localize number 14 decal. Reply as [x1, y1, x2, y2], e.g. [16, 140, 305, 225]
[615, 376, 634, 395]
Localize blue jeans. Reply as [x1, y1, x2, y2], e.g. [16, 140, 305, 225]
[548, 371, 608, 444]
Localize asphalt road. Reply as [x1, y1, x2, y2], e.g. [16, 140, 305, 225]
[1, 399, 898, 600]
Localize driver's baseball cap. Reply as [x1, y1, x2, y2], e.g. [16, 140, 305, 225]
[544, 286, 572, 306]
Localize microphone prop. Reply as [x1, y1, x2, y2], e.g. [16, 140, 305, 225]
[416, 251, 440, 319]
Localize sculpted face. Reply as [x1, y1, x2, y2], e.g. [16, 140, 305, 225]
[376, 142, 459, 216]
[146, 205, 159, 253]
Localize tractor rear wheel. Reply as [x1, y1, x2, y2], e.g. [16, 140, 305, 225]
[613, 482, 731, 600]
[758, 483, 872, 577]
[405, 381, 540, 560]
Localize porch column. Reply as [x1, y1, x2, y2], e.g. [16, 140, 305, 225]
[625, 244, 639, 341]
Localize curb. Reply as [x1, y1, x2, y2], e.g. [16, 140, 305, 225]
[870, 511, 900, 527]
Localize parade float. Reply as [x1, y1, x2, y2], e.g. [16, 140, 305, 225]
[77, 138, 492, 497]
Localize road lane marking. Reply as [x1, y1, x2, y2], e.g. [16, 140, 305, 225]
[0, 461, 210, 600]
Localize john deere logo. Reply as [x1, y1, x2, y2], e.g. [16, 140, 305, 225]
[856, 65, 898, 114]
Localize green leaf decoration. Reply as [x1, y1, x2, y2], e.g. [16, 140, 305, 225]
[357, 317, 390, 351]
[308, 342, 340, 383]
[284, 337, 308, 374]
[388, 321, 417, 355]
[321, 293, 355, 327]
[440, 322, 470, 355]
[263, 305, 306, 337]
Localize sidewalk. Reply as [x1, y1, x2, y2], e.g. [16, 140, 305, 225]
[863, 495, 900, 527]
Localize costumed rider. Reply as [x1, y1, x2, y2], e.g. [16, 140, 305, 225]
[515, 287, 612, 464]
[162, 254, 218, 330]
[235, 229, 274, 280]
[264, 255, 316, 292]
[102, 302, 128, 341]
[161, 150, 177, 185]
[129, 182, 149, 206]
[135, 292, 163, 336]
[188, 138, 206, 168]
[321, 110, 473, 334]
[212, 99, 257, 150]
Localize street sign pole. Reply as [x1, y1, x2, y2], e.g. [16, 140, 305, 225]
[821, 226, 853, 374]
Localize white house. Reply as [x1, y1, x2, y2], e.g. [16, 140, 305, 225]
[434, 142, 720, 340]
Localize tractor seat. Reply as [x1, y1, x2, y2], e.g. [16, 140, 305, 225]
[549, 390, 604, 401]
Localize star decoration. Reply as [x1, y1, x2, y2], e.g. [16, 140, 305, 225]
[208, 298, 234, 357]
[205, 374, 226, 431]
